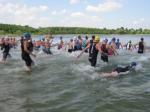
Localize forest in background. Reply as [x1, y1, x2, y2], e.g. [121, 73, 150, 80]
[0, 23, 150, 36]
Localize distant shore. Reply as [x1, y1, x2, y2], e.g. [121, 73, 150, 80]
[0, 23, 150, 36]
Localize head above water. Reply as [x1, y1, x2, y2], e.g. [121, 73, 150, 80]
[24, 32, 31, 40]
[94, 35, 100, 43]
[141, 38, 144, 41]
[60, 36, 63, 40]
[130, 62, 137, 67]
[85, 36, 88, 40]
[92, 35, 95, 40]
[104, 38, 108, 43]
[112, 37, 116, 42]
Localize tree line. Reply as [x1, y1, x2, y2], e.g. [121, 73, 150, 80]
[0, 23, 150, 35]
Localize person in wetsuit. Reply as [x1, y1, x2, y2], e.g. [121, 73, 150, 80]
[77, 35, 102, 67]
[21, 33, 36, 71]
[101, 39, 109, 63]
[138, 38, 145, 54]
[99, 62, 137, 77]
[1, 38, 11, 64]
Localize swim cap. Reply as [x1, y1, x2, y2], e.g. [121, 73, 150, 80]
[112, 37, 116, 42]
[94, 35, 100, 43]
[105, 38, 108, 42]
[131, 62, 137, 67]
[141, 38, 144, 41]
[24, 33, 31, 40]
[117, 39, 120, 42]
[129, 40, 132, 43]
[60, 36, 63, 39]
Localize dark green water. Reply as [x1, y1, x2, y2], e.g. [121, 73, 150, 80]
[0, 35, 150, 112]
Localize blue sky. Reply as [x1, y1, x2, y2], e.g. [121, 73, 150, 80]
[0, 0, 149, 28]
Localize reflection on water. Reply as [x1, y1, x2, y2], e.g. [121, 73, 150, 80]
[0, 35, 150, 112]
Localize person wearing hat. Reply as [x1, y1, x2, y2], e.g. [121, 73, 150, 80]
[99, 62, 137, 77]
[77, 35, 102, 67]
[21, 33, 36, 71]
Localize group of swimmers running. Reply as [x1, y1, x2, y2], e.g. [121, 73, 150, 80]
[0, 33, 146, 76]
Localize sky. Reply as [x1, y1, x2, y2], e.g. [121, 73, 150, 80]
[0, 0, 150, 28]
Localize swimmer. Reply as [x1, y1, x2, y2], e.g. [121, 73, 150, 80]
[0, 38, 11, 64]
[135, 38, 146, 54]
[99, 62, 137, 78]
[77, 35, 102, 67]
[21, 33, 36, 71]
[68, 39, 74, 53]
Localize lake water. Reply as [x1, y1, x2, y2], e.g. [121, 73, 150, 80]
[0, 35, 150, 112]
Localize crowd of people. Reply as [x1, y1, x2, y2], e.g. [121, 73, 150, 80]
[0, 33, 146, 77]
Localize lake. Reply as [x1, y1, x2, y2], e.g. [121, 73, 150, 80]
[0, 35, 150, 112]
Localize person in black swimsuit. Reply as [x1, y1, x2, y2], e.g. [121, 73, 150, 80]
[99, 62, 137, 77]
[77, 35, 102, 67]
[138, 38, 145, 54]
[21, 33, 36, 71]
[1, 38, 11, 64]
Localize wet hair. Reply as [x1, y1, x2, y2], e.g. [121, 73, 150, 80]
[78, 35, 81, 39]
[92, 35, 95, 40]
[60, 36, 63, 39]
[112, 37, 116, 42]
[86, 36, 88, 40]
[141, 38, 144, 41]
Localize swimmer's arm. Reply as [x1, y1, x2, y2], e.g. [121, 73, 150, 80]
[112, 47, 118, 55]
[132, 44, 135, 50]
[134, 43, 138, 49]
[119, 71, 129, 75]
[100, 72, 119, 78]
[77, 44, 90, 58]
[121, 43, 124, 49]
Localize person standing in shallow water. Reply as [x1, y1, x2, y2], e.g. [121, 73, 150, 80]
[21, 33, 36, 71]
[0, 38, 11, 64]
[135, 38, 146, 54]
[77, 35, 102, 67]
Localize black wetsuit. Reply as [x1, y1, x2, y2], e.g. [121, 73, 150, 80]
[1, 43, 11, 60]
[89, 43, 98, 67]
[21, 40, 33, 66]
[101, 44, 108, 62]
[138, 41, 144, 54]
[114, 66, 130, 73]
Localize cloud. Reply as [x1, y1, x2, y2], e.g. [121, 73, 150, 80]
[71, 12, 85, 17]
[70, 0, 81, 4]
[51, 9, 67, 15]
[67, 12, 103, 28]
[86, 0, 122, 13]
[133, 18, 145, 25]
[0, 3, 52, 27]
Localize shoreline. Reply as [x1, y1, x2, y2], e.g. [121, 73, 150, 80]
[0, 34, 150, 37]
